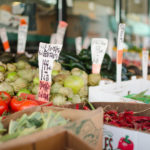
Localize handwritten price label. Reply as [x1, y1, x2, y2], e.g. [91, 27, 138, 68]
[17, 19, 28, 54]
[75, 36, 82, 55]
[91, 38, 108, 74]
[117, 24, 125, 51]
[38, 81, 51, 102]
[116, 23, 125, 83]
[0, 28, 10, 52]
[38, 42, 62, 101]
[142, 50, 149, 80]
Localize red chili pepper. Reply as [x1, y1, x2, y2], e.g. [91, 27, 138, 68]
[117, 136, 134, 150]
[76, 104, 79, 110]
[83, 106, 89, 110]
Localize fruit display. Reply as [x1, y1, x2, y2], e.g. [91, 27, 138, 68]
[0, 60, 38, 96]
[51, 64, 100, 105]
[0, 59, 101, 109]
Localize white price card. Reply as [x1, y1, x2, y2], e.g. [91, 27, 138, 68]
[143, 37, 150, 49]
[83, 36, 91, 49]
[56, 21, 68, 45]
[142, 50, 149, 80]
[0, 28, 10, 52]
[75, 36, 82, 55]
[116, 23, 125, 83]
[17, 19, 28, 54]
[50, 33, 57, 44]
[38, 42, 62, 102]
[91, 38, 108, 74]
[107, 32, 114, 59]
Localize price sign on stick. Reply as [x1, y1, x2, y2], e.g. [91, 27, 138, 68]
[142, 49, 149, 80]
[0, 28, 10, 52]
[17, 19, 28, 54]
[91, 38, 108, 74]
[83, 36, 91, 49]
[75, 36, 82, 55]
[107, 32, 114, 59]
[56, 21, 68, 45]
[38, 43, 62, 102]
[50, 33, 57, 44]
[116, 24, 125, 83]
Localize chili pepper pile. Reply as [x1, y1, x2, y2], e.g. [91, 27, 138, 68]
[104, 110, 150, 131]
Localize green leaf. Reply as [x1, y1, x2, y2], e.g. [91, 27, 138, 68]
[8, 120, 18, 134]
[18, 127, 37, 137]
[17, 114, 28, 127]
[28, 112, 43, 127]
[131, 90, 148, 99]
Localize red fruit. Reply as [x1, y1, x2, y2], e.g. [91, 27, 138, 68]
[18, 100, 38, 111]
[10, 96, 25, 112]
[0, 101, 8, 116]
[0, 91, 11, 105]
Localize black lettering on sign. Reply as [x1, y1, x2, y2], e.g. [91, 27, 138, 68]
[38, 91, 49, 100]
[39, 80, 50, 91]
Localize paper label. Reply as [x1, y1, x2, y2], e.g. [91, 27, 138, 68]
[142, 50, 149, 80]
[17, 19, 28, 54]
[92, 64, 101, 74]
[83, 36, 91, 49]
[66, 0, 73, 7]
[0, 28, 10, 52]
[75, 36, 82, 55]
[107, 32, 114, 58]
[38, 43, 62, 101]
[91, 38, 108, 74]
[116, 23, 125, 83]
[117, 50, 123, 64]
[56, 21, 68, 45]
[38, 80, 51, 102]
[143, 37, 150, 49]
[50, 33, 57, 44]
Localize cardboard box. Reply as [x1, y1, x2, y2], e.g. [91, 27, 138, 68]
[1, 106, 103, 150]
[63, 102, 150, 150]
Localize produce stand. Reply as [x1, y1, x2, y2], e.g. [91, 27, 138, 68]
[0, 0, 150, 150]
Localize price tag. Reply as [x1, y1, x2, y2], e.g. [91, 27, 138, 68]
[50, 33, 57, 44]
[142, 50, 149, 80]
[135, 35, 140, 48]
[38, 43, 62, 101]
[143, 37, 150, 49]
[66, 0, 73, 7]
[0, 28, 10, 52]
[17, 19, 28, 54]
[116, 24, 125, 83]
[107, 32, 114, 59]
[91, 38, 108, 74]
[56, 21, 68, 45]
[75, 36, 82, 55]
[83, 36, 91, 49]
